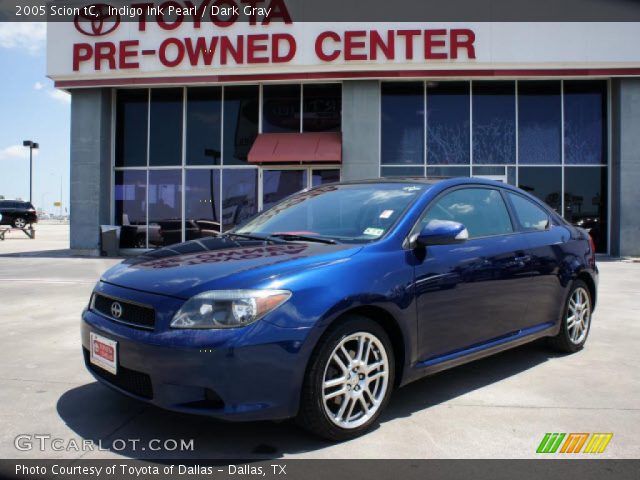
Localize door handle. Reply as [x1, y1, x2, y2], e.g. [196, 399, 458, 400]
[514, 254, 531, 264]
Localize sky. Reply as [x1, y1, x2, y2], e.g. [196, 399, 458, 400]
[0, 22, 70, 214]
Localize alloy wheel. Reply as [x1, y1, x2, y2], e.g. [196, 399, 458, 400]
[13, 217, 26, 229]
[567, 286, 591, 345]
[322, 332, 390, 429]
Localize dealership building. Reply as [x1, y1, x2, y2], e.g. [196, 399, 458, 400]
[47, 8, 640, 255]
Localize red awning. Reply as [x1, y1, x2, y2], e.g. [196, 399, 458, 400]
[248, 132, 342, 164]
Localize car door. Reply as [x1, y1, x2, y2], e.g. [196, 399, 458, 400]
[504, 191, 567, 329]
[412, 186, 532, 362]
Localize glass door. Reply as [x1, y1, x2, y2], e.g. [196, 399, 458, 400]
[262, 169, 308, 211]
[260, 167, 340, 211]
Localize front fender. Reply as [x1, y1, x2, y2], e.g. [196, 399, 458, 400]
[262, 248, 419, 387]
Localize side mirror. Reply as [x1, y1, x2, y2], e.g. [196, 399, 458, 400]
[412, 220, 469, 247]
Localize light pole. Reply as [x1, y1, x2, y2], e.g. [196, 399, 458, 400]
[22, 140, 39, 204]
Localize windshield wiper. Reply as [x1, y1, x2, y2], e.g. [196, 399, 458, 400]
[223, 231, 338, 245]
[269, 233, 338, 245]
[221, 232, 287, 244]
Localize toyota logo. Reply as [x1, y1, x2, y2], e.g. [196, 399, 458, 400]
[74, 4, 120, 37]
[110, 302, 123, 319]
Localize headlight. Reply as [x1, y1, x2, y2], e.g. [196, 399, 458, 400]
[170, 289, 291, 329]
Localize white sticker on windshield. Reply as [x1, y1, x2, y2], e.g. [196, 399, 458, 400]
[403, 186, 422, 192]
[379, 209, 394, 219]
[363, 227, 385, 237]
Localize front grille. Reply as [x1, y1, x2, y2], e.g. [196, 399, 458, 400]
[83, 348, 153, 399]
[92, 293, 155, 330]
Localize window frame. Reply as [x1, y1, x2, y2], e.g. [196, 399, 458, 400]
[377, 79, 611, 255]
[503, 191, 552, 233]
[111, 83, 343, 248]
[406, 184, 519, 246]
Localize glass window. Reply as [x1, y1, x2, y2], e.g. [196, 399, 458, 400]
[223, 86, 259, 165]
[472, 166, 505, 176]
[149, 88, 183, 166]
[303, 83, 341, 132]
[564, 80, 607, 165]
[186, 87, 222, 166]
[381, 82, 424, 165]
[263, 169, 308, 211]
[237, 183, 424, 242]
[518, 167, 561, 213]
[114, 170, 147, 248]
[312, 169, 340, 187]
[427, 166, 470, 178]
[381, 166, 424, 177]
[262, 84, 301, 133]
[421, 188, 513, 238]
[221, 169, 258, 231]
[148, 169, 182, 247]
[472, 81, 516, 164]
[115, 90, 148, 167]
[518, 81, 561, 165]
[508, 192, 549, 231]
[427, 82, 470, 165]
[564, 167, 607, 253]
[185, 169, 221, 240]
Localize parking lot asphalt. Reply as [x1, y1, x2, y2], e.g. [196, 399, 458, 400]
[0, 225, 638, 459]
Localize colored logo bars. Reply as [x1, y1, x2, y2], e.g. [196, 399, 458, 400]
[536, 433, 613, 454]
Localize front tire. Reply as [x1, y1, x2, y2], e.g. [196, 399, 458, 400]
[297, 316, 395, 441]
[549, 280, 592, 353]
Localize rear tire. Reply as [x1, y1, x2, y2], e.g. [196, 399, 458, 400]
[549, 280, 592, 353]
[13, 217, 27, 229]
[297, 316, 395, 441]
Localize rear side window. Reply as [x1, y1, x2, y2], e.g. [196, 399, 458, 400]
[421, 188, 513, 238]
[508, 193, 549, 231]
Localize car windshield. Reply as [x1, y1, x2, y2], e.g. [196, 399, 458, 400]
[235, 183, 427, 243]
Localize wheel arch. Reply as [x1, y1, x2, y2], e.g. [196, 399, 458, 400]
[577, 271, 597, 309]
[312, 305, 407, 388]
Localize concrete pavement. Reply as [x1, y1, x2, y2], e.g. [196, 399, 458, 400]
[0, 225, 638, 459]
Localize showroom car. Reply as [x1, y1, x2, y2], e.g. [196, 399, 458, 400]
[81, 177, 598, 440]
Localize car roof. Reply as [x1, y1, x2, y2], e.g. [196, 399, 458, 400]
[336, 176, 514, 189]
[337, 177, 439, 186]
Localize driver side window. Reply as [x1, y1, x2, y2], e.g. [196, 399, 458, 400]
[420, 188, 514, 238]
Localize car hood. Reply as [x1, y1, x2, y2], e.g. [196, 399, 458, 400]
[101, 237, 362, 299]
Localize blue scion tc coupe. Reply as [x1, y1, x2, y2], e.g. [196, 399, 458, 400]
[82, 178, 598, 440]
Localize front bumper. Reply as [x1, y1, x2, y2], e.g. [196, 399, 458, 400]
[81, 283, 313, 422]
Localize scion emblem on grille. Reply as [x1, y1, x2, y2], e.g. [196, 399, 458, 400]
[110, 302, 123, 319]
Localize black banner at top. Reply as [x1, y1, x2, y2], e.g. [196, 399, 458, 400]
[2, 0, 640, 22]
